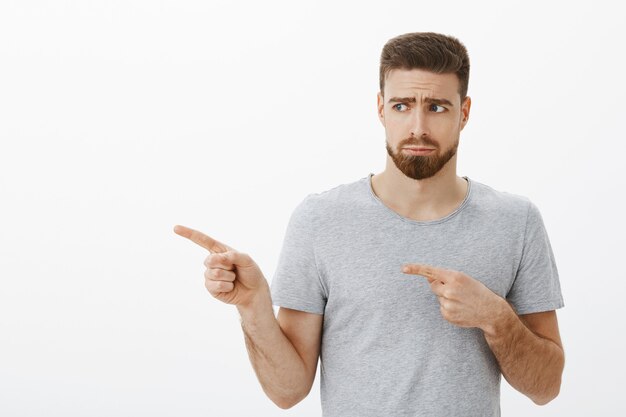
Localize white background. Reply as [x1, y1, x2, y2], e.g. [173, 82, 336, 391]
[1, 0, 624, 416]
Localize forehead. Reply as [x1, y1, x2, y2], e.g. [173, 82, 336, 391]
[384, 68, 459, 102]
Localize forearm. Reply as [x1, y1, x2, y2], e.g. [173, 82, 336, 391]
[236, 290, 308, 409]
[482, 299, 564, 405]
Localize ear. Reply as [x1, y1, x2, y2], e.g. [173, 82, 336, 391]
[460, 96, 471, 130]
[377, 92, 385, 125]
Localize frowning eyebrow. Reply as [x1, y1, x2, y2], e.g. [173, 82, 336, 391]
[387, 97, 454, 107]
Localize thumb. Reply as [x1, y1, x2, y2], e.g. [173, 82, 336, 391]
[223, 251, 257, 271]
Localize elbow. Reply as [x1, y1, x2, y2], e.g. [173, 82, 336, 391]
[532, 394, 555, 406]
[274, 397, 302, 410]
[532, 389, 559, 406]
[533, 347, 565, 406]
[273, 394, 296, 410]
[268, 367, 314, 409]
[273, 390, 308, 410]
[275, 399, 295, 410]
[531, 379, 562, 406]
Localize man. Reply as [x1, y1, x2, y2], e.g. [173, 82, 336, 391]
[174, 31, 565, 416]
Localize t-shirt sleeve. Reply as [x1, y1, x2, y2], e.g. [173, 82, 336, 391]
[270, 194, 327, 315]
[506, 200, 565, 315]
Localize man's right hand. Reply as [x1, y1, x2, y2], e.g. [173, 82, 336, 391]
[173, 225, 269, 308]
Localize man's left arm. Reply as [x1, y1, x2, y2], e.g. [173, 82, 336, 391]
[482, 300, 564, 405]
[402, 263, 565, 405]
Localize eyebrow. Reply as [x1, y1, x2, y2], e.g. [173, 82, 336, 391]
[387, 97, 454, 107]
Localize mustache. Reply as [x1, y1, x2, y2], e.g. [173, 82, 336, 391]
[401, 137, 438, 148]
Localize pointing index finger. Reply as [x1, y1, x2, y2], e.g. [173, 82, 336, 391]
[173, 225, 230, 253]
[402, 263, 442, 283]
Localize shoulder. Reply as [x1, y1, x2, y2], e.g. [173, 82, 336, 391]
[296, 175, 367, 217]
[469, 178, 535, 221]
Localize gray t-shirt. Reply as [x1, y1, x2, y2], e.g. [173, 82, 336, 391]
[270, 172, 564, 417]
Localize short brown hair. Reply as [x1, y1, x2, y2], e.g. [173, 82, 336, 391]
[379, 32, 470, 101]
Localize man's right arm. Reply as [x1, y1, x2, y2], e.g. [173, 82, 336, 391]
[236, 289, 322, 409]
[172, 224, 322, 409]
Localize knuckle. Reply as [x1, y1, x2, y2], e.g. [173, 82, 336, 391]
[222, 270, 235, 282]
[207, 253, 225, 268]
[205, 280, 216, 295]
[216, 280, 232, 292]
[205, 279, 224, 295]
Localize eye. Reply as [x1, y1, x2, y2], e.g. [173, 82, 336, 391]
[430, 104, 446, 113]
[392, 103, 409, 112]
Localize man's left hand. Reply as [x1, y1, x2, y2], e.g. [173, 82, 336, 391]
[402, 263, 506, 331]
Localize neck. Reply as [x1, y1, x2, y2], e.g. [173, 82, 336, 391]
[371, 155, 468, 222]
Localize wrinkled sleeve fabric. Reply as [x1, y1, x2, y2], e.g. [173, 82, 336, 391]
[270, 194, 327, 315]
[506, 200, 565, 315]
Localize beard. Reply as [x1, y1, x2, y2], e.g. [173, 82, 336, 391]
[386, 135, 459, 180]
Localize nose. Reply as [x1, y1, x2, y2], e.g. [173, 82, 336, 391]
[409, 109, 430, 138]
